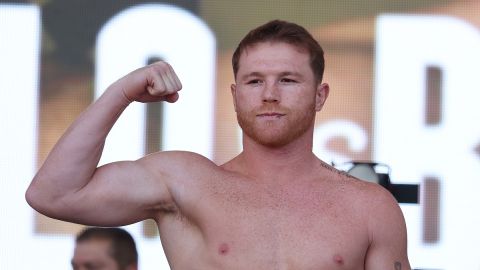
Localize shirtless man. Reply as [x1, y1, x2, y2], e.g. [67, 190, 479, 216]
[26, 20, 411, 269]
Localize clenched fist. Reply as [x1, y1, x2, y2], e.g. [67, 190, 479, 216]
[115, 61, 183, 104]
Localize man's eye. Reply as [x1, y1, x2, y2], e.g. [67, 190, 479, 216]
[280, 78, 297, 83]
[247, 79, 262, 84]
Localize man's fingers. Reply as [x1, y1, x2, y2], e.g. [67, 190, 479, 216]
[159, 63, 182, 92]
[148, 78, 180, 97]
[167, 63, 183, 90]
[164, 92, 179, 103]
[141, 61, 182, 101]
[149, 62, 182, 93]
[146, 78, 166, 96]
[160, 67, 178, 93]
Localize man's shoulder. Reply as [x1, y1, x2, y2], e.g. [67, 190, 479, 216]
[138, 150, 224, 184]
[342, 174, 398, 209]
[142, 150, 218, 168]
[318, 165, 399, 211]
[344, 177, 405, 229]
[319, 163, 391, 194]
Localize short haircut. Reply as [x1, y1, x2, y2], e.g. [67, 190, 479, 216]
[232, 20, 325, 83]
[76, 227, 138, 270]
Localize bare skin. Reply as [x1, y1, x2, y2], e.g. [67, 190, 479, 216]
[26, 42, 411, 270]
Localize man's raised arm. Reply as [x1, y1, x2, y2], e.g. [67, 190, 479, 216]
[25, 61, 182, 226]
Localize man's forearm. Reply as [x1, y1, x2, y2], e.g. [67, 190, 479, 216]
[25, 85, 130, 215]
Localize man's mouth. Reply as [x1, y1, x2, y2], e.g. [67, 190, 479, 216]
[256, 112, 285, 118]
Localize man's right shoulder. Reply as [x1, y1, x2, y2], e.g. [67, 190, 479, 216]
[143, 150, 216, 165]
[138, 150, 223, 179]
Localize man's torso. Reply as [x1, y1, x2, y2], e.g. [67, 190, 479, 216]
[154, 159, 374, 270]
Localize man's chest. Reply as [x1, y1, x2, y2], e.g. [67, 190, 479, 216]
[194, 183, 370, 269]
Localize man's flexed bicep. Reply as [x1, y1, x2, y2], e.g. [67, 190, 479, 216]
[75, 150, 215, 226]
[61, 158, 175, 226]
[27, 150, 211, 227]
[25, 61, 184, 225]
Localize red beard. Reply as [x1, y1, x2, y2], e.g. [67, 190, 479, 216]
[236, 102, 316, 147]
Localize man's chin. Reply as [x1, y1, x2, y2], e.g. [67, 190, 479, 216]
[247, 132, 294, 148]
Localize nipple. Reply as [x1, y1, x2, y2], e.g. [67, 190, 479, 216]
[218, 243, 229, 255]
[333, 254, 344, 265]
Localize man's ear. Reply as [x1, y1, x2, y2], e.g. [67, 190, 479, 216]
[315, 83, 330, 111]
[231, 83, 238, 112]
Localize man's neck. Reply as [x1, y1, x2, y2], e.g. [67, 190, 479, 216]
[231, 134, 319, 183]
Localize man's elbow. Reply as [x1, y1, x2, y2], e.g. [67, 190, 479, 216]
[25, 181, 47, 214]
[25, 180, 64, 218]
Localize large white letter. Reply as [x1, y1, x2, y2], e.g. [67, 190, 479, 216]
[375, 15, 480, 269]
[95, 3, 216, 163]
[0, 4, 51, 269]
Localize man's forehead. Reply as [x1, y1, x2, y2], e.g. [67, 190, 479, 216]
[75, 238, 112, 253]
[240, 41, 308, 58]
[237, 42, 311, 75]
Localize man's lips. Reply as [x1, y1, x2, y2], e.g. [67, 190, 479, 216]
[256, 112, 285, 118]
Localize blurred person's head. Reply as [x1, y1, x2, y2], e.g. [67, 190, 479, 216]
[71, 227, 138, 270]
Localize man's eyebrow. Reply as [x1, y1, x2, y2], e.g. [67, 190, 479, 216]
[278, 71, 303, 77]
[240, 71, 303, 80]
[240, 72, 263, 80]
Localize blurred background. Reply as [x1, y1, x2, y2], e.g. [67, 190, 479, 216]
[1, 0, 479, 269]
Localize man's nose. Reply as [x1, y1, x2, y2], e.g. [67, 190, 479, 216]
[262, 82, 279, 103]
